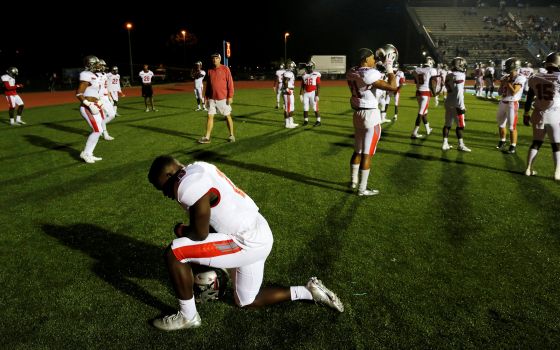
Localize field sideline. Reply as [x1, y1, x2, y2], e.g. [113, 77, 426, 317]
[1, 83, 559, 348]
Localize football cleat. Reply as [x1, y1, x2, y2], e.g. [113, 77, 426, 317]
[103, 135, 114, 141]
[525, 168, 537, 176]
[349, 182, 358, 190]
[393, 115, 398, 121]
[313, 121, 321, 127]
[507, 145, 516, 154]
[153, 311, 201, 331]
[458, 145, 471, 152]
[145, 108, 150, 112]
[410, 133, 423, 139]
[16, 120, 26, 125]
[197, 137, 211, 144]
[554, 169, 560, 181]
[496, 140, 506, 150]
[195, 107, 202, 111]
[91, 155, 103, 161]
[426, 127, 433, 135]
[358, 189, 379, 196]
[303, 120, 309, 126]
[442, 143, 452, 151]
[306, 277, 344, 313]
[80, 152, 95, 164]
[228, 135, 236, 143]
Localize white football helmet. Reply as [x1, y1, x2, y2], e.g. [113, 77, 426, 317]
[193, 267, 229, 303]
[84, 55, 100, 72]
[374, 44, 399, 64]
[504, 57, 521, 73]
[112, 66, 118, 74]
[545, 52, 560, 69]
[6, 67, 18, 77]
[451, 57, 467, 72]
[423, 56, 435, 68]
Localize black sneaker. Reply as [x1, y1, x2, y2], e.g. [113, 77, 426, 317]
[313, 121, 322, 127]
[303, 120, 309, 126]
[496, 140, 506, 149]
[507, 145, 516, 154]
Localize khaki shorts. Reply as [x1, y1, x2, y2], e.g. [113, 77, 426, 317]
[208, 99, 232, 116]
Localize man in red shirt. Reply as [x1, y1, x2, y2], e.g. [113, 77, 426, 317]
[198, 53, 235, 143]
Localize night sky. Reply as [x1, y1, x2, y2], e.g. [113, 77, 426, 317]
[2, 0, 417, 77]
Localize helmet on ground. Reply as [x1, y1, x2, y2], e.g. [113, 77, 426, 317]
[84, 55, 100, 72]
[6, 67, 18, 77]
[111, 66, 118, 74]
[192, 266, 229, 303]
[374, 44, 399, 64]
[545, 52, 560, 69]
[451, 57, 467, 72]
[504, 57, 521, 73]
[423, 56, 435, 68]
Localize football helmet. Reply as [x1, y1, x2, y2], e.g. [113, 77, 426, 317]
[195, 61, 202, 66]
[423, 56, 435, 68]
[503, 57, 521, 73]
[192, 266, 229, 303]
[487, 60, 495, 67]
[84, 55, 100, 72]
[6, 67, 18, 77]
[374, 44, 399, 64]
[451, 57, 467, 72]
[305, 61, 315, 73]
[98, 59, 107, 72]
[111, 66, 118, 74]
[279, 63, 285, 69]
[545, 52, 560, 69]
[286, 60, 296, 70]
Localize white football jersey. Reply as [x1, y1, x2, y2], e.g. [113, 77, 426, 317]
[96, 72, 108, 95]
[302, 71, 321, 92]
[177, 162, 260, 237]
[528, 71, 560, 111]
[282, 70, 295, 90]
[79, 71, 102, 98]
[346, 66, 383, 109]
[106, 73, 121, 92]
[139, 70, 154, 84]
[395, 70, 405, 88]
[275, 69, 286, 84]
[444, 71, 466, 108]
[500, 74, 526, 101]
[519, 67, 534, 79]
[1, 74, 17, 96]
[194, 70, 206, 89]
[413, 66, 437, 92]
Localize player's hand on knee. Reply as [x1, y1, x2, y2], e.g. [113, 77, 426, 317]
[174, 222, 187, 238]
[89, 104, 100, 115]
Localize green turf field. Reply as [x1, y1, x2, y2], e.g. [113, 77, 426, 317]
[1, 85, 559, 348]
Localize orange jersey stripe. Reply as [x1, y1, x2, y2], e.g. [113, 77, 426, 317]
[173, 239, 242, 261]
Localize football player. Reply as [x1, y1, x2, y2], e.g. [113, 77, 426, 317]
[191, 61, 207, 111]
[496, 57, 526, 154]
[106, 66, 125, 116]
[148, 156, 344, 331]
[519, 61, 534, 101]
[411, 56, 437, 139]
[1, 67, 25, 125]
[96, 59, 115, 140]
[391, 63, 406, 120]
[299, 61, 321, 126]
[523, 52, 560, 180]
[139, 64, 157, 112]
[484, 60, 496, 99]
[282, 61, 298, 128]
[346, 45, 398, 196]
[273, 63, 285, 109]
[442, 57, 471, 152]
[75, 56, 104, 163]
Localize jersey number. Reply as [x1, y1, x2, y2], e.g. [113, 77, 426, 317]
[216, 168, 246, 198]
[535, 83, 554, 101]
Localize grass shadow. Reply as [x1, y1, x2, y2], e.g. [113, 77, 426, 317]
[24, 134, 81, 161]
[42, 223, 173, 313]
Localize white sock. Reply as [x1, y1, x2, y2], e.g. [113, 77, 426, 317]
[10, 118, 14, 125]
[425, 122, 430, 131]
[501, 138, 506, 142]
[458, 138, 465, 147]
[304, 117, 309, 122]
[413, 126, 420, 135]
[359, 169, 370, 192]
[527, 148, 539, 169]
[553, 151, 560, 170]
[443, 137, 449, 145]
[114, 106, 118, 114]
[511, 143, 516, 147]
[317, 116, 321, 122]
[16, 115, 22, 122]
[285, 118, 290, 127]
[84, 132, 101, 155]
[290, 286, 313, 301]
[179, 297, 197, 319]
[351, 164, 359, 185]
[381, 112, 387, 119]
[289, 117, 295, 125]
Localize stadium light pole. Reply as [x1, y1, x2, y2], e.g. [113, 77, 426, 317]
[284, 32, 290, 64]
[181, 30, 187, 67]
[126, 22, 134, 85]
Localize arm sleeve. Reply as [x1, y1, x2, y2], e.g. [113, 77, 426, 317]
[226, 67, 234, 99]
